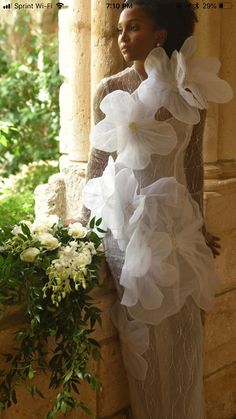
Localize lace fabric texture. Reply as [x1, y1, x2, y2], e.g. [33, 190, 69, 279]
[80, 67, 209, 418]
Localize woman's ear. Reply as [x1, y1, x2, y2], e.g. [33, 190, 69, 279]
[156, 28, 168, 47]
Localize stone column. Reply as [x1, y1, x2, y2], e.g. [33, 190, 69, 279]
[35, 0, 125, 220]
[35, 0, 92, 220]
[195, 5, 236, 419]
[90, 0, 124, 124]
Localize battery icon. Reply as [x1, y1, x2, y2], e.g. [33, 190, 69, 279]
[219, 2, 233, 8]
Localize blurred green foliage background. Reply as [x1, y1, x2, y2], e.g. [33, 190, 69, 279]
[0, 11, 61, 227]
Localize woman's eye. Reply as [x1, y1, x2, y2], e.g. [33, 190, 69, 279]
[116, 26, 138, 34]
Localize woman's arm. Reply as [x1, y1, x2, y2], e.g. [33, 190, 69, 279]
[184, 109, 221, 258]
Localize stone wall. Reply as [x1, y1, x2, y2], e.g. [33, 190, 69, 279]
[195, 6, 236, 419]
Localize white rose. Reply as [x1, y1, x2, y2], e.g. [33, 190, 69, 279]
[11, 225, 23, 236]
[11, 220, 33, 235]
[32, 215, 59, 233]
[68, 222, 87, 239]
[20, 247, 40, 262]
[38, 233, 60, 250]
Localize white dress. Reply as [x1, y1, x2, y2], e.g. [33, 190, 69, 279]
[82, 36, 233, 419]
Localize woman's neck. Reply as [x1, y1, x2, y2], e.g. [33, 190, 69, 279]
[133, 60, 148, 80]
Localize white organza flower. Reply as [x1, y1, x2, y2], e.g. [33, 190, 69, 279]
[90, 90, 177, 170]
[110, 300, 149, 381]
[82, 156, 115, 230]
[120, 223, 175, 309]
[20, 247, 40, 262]
[120, 177, 205, 313]
[138, 35, 233, 125]
[83, 157, 145, 250]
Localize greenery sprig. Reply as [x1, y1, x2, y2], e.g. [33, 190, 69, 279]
[0, 215, 107, 418]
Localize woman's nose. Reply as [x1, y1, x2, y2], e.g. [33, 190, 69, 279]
[119, 30, 129, 43]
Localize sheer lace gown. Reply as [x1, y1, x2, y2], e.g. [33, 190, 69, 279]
[81, 67, 211, 419]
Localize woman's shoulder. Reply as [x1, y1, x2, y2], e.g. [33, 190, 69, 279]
[96, 66, 135, 95]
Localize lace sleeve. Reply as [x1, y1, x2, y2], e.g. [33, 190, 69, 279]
[184, 109, 207, 216]
[79, 79, 110, 225]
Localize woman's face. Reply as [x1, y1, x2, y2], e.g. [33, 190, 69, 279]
[117, 5, 166, 62]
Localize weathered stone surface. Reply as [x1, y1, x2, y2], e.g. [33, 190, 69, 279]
[204, 180, 236, 233]
[204, 290, 236, 376]
[212, 229, 236, 293]
[61, 162, 87, 219]
[97, 339, 130, 417]
[91, 290, 118, 343]
[205, 362, 236, 419]
[34, 173, 66, 220]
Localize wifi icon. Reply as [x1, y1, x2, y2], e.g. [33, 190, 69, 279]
[56, 2, 64, 8]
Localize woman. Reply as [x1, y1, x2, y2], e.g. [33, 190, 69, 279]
[67, 1, 233, 417]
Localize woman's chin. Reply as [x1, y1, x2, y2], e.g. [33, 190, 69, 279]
[121, 52, 135, 62]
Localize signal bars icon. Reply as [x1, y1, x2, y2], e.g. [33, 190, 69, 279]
[3, 3, 11, 8]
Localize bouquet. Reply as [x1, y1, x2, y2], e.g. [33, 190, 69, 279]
[0, 215, 106, 418]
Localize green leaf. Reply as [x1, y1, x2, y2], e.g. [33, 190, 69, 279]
[0, 134, 8, 147]
[96, 227, 107, 233]
[95, 218, 102, 226]
[63, 370, 73, 384]
[11, 389, 17, 404]
[20, 223, 32, 237]
[89, 217, 95, 229]
[28, 368, 34, 380]
[29, 385, 36, 397]
[35, 387, 45, 399]
[60, 401, 67, 414]
[71, 382, 80, 395]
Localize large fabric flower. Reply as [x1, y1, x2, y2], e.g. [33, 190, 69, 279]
[120, 223, 175, 309]
[138, 35, 233, 125]
[82, 156, 115, 233]
[90, 90, 177, 170]
[119, 177, 219, 324]
[82, 156, 145, 250]
[110, 300, 149, 380]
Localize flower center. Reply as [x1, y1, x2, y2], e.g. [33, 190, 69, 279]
[128, 122, 138, 132]
[171, 237, 178, 249]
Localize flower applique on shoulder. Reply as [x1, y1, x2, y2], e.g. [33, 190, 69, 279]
[90, 90, 177, 170]
[137, 35, 234, 125]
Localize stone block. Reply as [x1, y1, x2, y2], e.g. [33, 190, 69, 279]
[97, 339, 130, 418]
[204, 181, 236, 233]
[213, 229, 236, 293]
[61, 162, 87, 219]
[34, 173, 66, 220]
[204, 290, 236, 376]
[91, 290, 118, 343]
[205, 362, 236, 419]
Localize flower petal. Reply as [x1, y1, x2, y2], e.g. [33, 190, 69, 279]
[90, 119, 117, 152]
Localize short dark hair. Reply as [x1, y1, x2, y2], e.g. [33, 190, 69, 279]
[123, 0, 198, 57]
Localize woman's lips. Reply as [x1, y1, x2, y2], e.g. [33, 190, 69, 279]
[121, 46, 130, 52]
